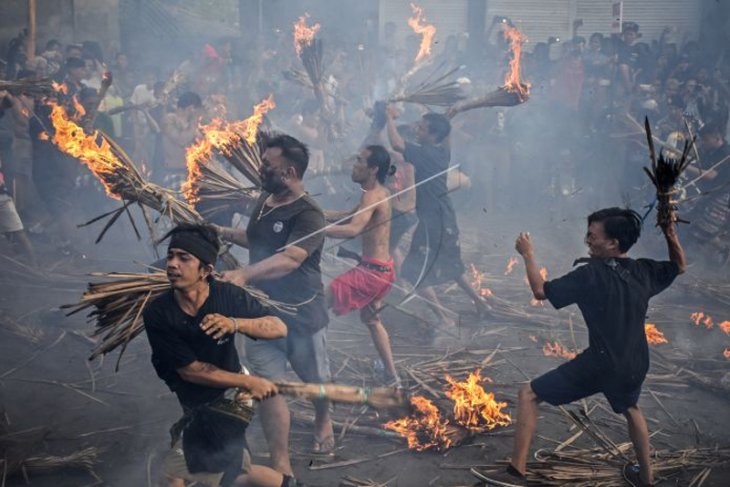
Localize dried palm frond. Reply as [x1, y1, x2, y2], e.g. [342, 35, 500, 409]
[0, 78, 54, 97]
[62, 271, 298, 367]
[446, 86, 528, 118]
[390, 65, 466, 107]
[473, 445, 730, 486]
[183, 158, 259, 208]
[643, 116, 695, 227]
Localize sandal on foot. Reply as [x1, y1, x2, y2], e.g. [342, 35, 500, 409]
[310, 434, 336, 456]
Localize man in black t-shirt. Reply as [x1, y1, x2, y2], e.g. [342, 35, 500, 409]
[384, 107, 490, 326]
[220, 134, 334, 473]
[143, 224, 295, 487]
[479, 208, 685, 487]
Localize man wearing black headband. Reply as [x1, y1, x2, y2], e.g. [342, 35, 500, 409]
[143, 224, 297, 487]
[478, 208, 685, 487]
[219, 134, 334, 471]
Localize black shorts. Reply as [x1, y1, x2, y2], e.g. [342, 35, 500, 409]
[531, 366, 642, 414]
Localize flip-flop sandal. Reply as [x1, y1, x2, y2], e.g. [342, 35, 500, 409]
[310, 434, 336, 456]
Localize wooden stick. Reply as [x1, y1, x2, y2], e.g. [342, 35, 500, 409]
[274, 382, 408, 410]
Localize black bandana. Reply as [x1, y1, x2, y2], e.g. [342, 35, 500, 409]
[168, 231, 219, 266]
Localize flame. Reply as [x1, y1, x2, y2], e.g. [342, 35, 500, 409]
[543, 340, 577, 360]
[183, 96, 275, 203]
[293, 14, 320, 56]
[384, 396, 452, 451]
[724, 348, 730, 359]
[469, 264, 493, 298]
[502, 25, 530, 98]
[240, 95, 276, 145]
[644, 323, 668, 345]
[445, 370, 511, 431]
[46, 100, 123, 198]
[51, 81, 68, 95]
[408, 3, 436, 64]
[718, 321, 730, 335]
[71, 95, 86, 119]
[504, 257, 519, 275]
[690, 312, 714, 330]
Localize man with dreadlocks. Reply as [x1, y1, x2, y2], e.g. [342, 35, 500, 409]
[477, 208, 685, 487]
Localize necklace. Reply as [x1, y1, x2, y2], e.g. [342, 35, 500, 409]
[257, 193, 306, 221]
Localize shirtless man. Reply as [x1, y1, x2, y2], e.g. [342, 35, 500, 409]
[324, 145, 400, 385]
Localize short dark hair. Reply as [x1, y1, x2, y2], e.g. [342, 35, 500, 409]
[587, 207, 642, 253]
[177, 91, 202, 109]
[65, 56, 85, 70]
[45, 39, 61, 50]
[266, 134, 310, 179]
[365, 145, 393, 184]
[700, 122, 724, 138]
[423, 112, 451, 143]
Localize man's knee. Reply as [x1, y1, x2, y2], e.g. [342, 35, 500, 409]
[623, 404, 641, 421]
[359, 305, 380, 327]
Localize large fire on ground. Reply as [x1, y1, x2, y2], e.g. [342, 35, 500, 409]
[384, 370, 511, 451]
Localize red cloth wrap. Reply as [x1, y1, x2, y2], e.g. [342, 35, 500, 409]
[329, 257, 395, 316]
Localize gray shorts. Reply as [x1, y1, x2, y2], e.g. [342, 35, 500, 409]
[245, 328, 331, 383]
[0, 194, 23, 233]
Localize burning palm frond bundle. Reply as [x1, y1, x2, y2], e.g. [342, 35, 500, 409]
[184, 96, 275, 197]
[390, 65, 466, 107]
[447, 25, 530, 118]
[183, 154, 259, 209]
[301, 38, 324, 88]
[643, 117, 695, 227]
[48, 100, 201, 241]
[0, 77, 55, 97]
[63, 271, 297, 366]
[446, 86, 528, 118]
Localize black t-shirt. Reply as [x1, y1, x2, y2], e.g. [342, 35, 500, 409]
[617, 41, 640, 70]
[544, 257, 679, 387]
[246, 192, 329, 334]
[143, 280, 270, 409]
[404, 141, 453, 213]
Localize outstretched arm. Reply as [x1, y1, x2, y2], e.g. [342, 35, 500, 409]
[215, 224, 249, 248]
[661, 222, 686, 274]
[385, 105, 405, 153]
[516, 232, 546, 299]
[325, 192, 379, 239]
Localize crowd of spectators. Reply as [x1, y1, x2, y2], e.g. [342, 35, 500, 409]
[0, 16, 728, 267]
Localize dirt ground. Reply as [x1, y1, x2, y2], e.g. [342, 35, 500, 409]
[1, 208, 729, 487]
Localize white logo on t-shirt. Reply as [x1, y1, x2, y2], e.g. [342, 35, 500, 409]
[273, 221, 283, 233]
